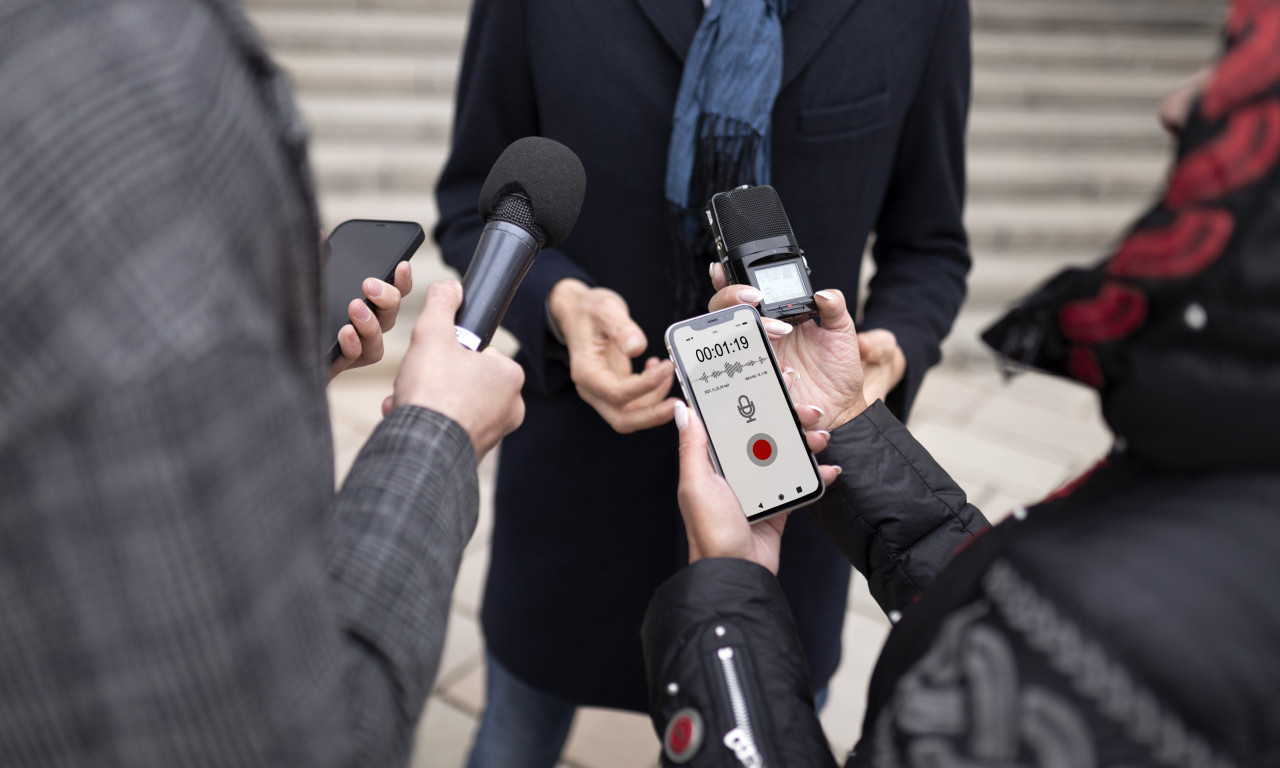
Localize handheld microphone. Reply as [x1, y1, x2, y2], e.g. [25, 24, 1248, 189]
[454, 136, 587, 351]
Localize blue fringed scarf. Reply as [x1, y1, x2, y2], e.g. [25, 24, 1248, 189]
[665, 0, 797, 316]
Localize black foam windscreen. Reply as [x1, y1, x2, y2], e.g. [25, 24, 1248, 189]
[715, 185, 793, 251]
[478, 136, 586, 248]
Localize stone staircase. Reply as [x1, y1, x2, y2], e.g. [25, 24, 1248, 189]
[244, 0, 1225, 365]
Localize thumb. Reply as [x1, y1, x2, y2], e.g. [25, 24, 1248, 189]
[675, 401, 715, 485]
[418, 280, 464, 340]
[813, 289, 857, 335]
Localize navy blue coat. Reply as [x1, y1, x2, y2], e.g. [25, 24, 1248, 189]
[435, 0, 971, 710]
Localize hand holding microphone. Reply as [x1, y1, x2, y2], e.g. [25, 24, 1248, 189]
[389, 136, 587, 458]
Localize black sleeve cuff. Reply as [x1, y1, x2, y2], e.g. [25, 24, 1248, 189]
[813, 400, 990, 615]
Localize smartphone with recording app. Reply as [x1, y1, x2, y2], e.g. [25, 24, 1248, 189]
[322, 219, 425, 363]
[666, 305, 824, 523]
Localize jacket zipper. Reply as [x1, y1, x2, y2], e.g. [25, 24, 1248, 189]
[717, 647, 764, 767]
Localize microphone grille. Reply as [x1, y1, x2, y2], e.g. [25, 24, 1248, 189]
[491, 194, 548, 248]
[715, 185, 793, 252]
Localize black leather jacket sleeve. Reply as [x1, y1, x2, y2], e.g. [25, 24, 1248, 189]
[642, 401, 989, 766]
[642, 558, 840, 768]
[812, 400, 990, 614]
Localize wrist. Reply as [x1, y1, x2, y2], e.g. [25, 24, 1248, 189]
[831, 395, 871, 431]
[547, 278, 589, 328]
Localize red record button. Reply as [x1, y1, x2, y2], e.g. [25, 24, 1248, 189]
[747, 433, 777, 467]
[663, 708, 704, 763]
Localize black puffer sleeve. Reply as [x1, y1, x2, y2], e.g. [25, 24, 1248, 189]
[642, 559, 839, 768]
[813, 400, 990, 615]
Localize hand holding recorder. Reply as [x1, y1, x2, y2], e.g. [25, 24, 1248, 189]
[708, 264, 869, 432]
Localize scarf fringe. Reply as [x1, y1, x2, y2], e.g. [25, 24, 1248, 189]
[668, 113, 768, 318]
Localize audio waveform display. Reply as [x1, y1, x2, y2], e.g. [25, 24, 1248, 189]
[695, 356, 770, 383]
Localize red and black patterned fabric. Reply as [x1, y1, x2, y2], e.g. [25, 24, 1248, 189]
[983, 0, 1280, 471]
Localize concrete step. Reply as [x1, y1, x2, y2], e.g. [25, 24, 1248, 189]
[317, 192, 440, 233]
[305, 139, 1168, 205]
[310, 141, 446, 193]
[296, 95, 1172, 150]
[276, 52, 459, 97]
[973, 68, 1191, 111]
[276, 48, 1188, 111]
[974, 30, 1217, 73]
[297, 95, 453, 141]
[965, 199, 1145, 255]
[964, 252, 1093, 305]
[972, 0, 1226, 34]
[968, 108, 1172, 152]
[967, 151, 1167, 202]
[248, 9, 468, 55]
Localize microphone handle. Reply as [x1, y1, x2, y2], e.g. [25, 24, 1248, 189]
[454, 219, 541, 351]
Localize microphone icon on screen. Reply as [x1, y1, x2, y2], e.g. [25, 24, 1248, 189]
[737, 395, 757, 423]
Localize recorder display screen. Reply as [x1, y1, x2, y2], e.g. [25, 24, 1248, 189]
[753, 262, 807, 304]
[672, 307, 821, 517]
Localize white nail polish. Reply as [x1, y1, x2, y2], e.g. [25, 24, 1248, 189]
[815, 290, 834, 302]
[673, 401, 689, 430]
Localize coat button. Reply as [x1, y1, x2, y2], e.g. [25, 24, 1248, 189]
[663, 708, 705, 764]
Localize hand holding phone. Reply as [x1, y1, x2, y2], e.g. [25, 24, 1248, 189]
[322, 219, 425, 372]
[666, 305, 824, 523]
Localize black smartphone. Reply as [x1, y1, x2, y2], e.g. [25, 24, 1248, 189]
[666, 305, 824, 523]
[322, 219, 425, 363]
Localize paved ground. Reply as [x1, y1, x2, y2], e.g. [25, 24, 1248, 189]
[327, 252, 1114, 768]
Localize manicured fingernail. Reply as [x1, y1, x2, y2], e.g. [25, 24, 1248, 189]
[708, 262, 717, 279]
[815, 291, 835, 302]
[364, 278, 383, 298]
[832, 465, 843, 476]
[354, 302, 372, 322]
[738, 287, 763, 303]
[808, 404, 826, 416]
[764, 319, 792, 335]
[784, 367, 800, 381]
[817, 430, 831, 440]
[674, 400, 689, 430]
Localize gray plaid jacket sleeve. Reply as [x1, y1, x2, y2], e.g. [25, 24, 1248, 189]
[0, 1, 473, 765]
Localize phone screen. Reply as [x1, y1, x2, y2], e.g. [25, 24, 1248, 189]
[667, 306, 823, 521]
[323, 220, 424, 362]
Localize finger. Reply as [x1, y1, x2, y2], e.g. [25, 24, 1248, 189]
[819, 464, 842, 487]
[590, 292, 647, 358]
[416, 280, 464, 341]
[782, 367, 799, 390]
[576, 358, 672, 407]
[796, 404, 826, 429]
[762, 318, 793, 340]
[707, 284, 763, 313]
[394, 261, 413, 298]
[621, 396, 679, 432]
[364, 278, 402, 332]
[813, 289, 857, 334]
[858, 329, 896, 363]
[381, 394, 395, 417]
[709, 261, 729, 291]
[805, 429, 831, 454]
[331, 324, 361, 375]
[348, 298, 385, 363]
